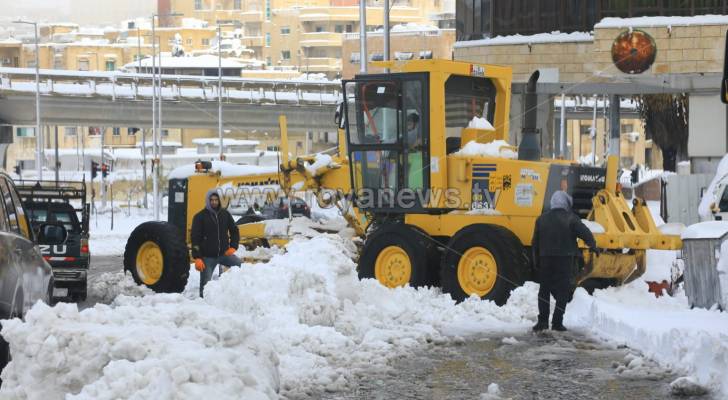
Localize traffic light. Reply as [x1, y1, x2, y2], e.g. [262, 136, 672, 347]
[91, 161, 99, 179]
[101, 163, 109, 178]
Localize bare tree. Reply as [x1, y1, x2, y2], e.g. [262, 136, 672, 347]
[636, 93, 688, 172]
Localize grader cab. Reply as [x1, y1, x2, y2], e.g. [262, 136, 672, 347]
[123, 59, 682, 304]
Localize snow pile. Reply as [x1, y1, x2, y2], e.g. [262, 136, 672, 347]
[596, 15, 728, 29]
[566, 281, 728, 396]
[3, 233, 542, 398]
[671, 376, 710, 396]
[0, 298, 280, 399]
[467, 116, 495, 130]
[87, 271, 152, 304]
[698, 154, 728, 220]
[681, 221, 728, 240]
[168, 161, 278, 180]
[304, 153, 334, 177]
[455, 140, 517, 159]
[455, 31, 593, 48]
[479, 383, 504, 400]
[501, 337, 519, 345]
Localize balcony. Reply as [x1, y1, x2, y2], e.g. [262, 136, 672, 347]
[301, 57, 341, 72]
[240, 36, 264, 47]
[300, 32, 342, 47]
[239, 11, 264, 23]
[299, 6, 419, 23]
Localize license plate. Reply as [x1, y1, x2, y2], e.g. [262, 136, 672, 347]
[53, 287, 68, 297]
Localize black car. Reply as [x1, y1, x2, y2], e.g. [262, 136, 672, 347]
[0, 173, 61, 370]
[16, 180, 90, 302]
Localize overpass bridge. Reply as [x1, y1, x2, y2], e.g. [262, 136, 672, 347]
[0, 67, 341, 132]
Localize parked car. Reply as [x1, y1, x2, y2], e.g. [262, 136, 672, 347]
[0, 173, 62, 371]
[16, 180, 90, 302]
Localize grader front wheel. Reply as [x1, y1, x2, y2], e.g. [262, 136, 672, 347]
[441, 225, 527, 305]
[123, 222, 190, 293]
[358, 224, 435, 288]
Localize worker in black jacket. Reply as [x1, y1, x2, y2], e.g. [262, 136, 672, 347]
[191, 189, 241, 297]
[532, 190, 597, 332]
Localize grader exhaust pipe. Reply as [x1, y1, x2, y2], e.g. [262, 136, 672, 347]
[518, 70, 541, 162]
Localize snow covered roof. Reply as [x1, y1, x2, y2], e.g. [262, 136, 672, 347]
[454, 31, 593, 48]
[168, 161, 278, 179]
[193, 138, 260, 146]
[132, 55, 245, 69]
[595, 15, 728, 29]
[181, 18, 209, 28]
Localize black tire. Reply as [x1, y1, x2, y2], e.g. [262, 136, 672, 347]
[0, 325, 9, 377]
[440, 224, 527, 305]
[358, 224, 435, 288]
[123, 222, 189, 293]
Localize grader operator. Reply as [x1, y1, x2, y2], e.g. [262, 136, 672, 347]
[123, 59, 682, 305]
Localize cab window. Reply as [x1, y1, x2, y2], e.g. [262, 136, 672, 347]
[0, 177, 32, 239]
[445, 75, 496, 134]
[347, 81, 399, 145]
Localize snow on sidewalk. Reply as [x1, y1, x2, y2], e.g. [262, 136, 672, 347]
[0, 233, 538, 399]
[566, 281, 728, 396]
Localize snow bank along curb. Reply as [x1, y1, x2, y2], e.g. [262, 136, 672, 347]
[1, 233, 539, 399]
[566, 282, 728, 396]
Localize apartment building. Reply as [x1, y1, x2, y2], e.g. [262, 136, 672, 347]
[167, 0, 454, 77]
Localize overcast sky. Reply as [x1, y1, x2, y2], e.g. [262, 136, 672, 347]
[0, 0, 155, 27]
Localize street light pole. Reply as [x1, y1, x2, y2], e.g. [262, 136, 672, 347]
[14, 20, 42, 179]
[151, 18, 159, 220]
[137, 27, 148, 209]
[359, 0, 367, 73]
[218, 24, 224, 161]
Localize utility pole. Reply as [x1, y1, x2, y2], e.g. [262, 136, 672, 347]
[137, 27, 148, 209]
[383, 0, 390, 72]
[54, 126, 59, 184]
[13, 20, 42, 179]
[609, 94, 621, 157]
[100, 127, 106, 209]
[218, 23, 225, 161]
[151, 18, 158, 220]
[359, 0, 367, 73]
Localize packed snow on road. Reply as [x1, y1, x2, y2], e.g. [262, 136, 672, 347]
[1, 209, 727, 399]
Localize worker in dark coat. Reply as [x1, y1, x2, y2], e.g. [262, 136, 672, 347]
[191, 189, 241, 297]
[532, 190, 597, 331]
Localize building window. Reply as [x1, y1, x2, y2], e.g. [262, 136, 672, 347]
[265, 0, 271, 20]
[202, 38, 210, 46]
[234, 0, 241, 9]
[105, 60, 115, 71]
[621, 123, 634, 133]
[265, 32, 271, 47]
[53, 55, 64, 69]
[64, 127, 77, 136]
[16, 127, 35, 137]
[26, 60, 36, 68]
[88, 127, 101, 136]
[161, 129, 169, 137]
[419, 50, 433, 59]
[346, 24, 353, 33]
[316, 26, 324, 32]
[187, 38, 193, 45]
[350, 52, 360, 64]
[369, 53, 384, 61]
[266, 57, 272, 66]
[280, 26, 290, 35]
[281, 50, 291, 60]
[78, 59, 90, 71]
[195, 0, 203, 10]
[128, 127, 139, 136]
[112, 127, 121, 136]
[395, 51, 414, 60]
[335, 25, 344, 33]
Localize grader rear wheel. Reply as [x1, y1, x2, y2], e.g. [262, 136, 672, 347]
[440, 225, 527, 305]
[123, 222, 189, 293]
[358, 224, 435, 288]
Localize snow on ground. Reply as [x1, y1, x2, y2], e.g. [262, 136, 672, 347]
[566, 281, 728, 396]
[698, 154, 728, 220]
[455, 140, 517, 159]
[1, 231, 540, 399]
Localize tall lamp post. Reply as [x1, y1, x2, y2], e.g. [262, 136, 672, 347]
[216, 22, 235, 161]
[151, 12, 183, 220]
[13, 20, 42, 179]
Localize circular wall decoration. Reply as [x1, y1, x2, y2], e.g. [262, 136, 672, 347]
[611, 29, 657, 74]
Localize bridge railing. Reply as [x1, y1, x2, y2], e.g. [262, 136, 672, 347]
[0, 67, 342, 106]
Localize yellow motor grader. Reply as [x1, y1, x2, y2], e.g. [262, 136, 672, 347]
[123, 59, 682, 304]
